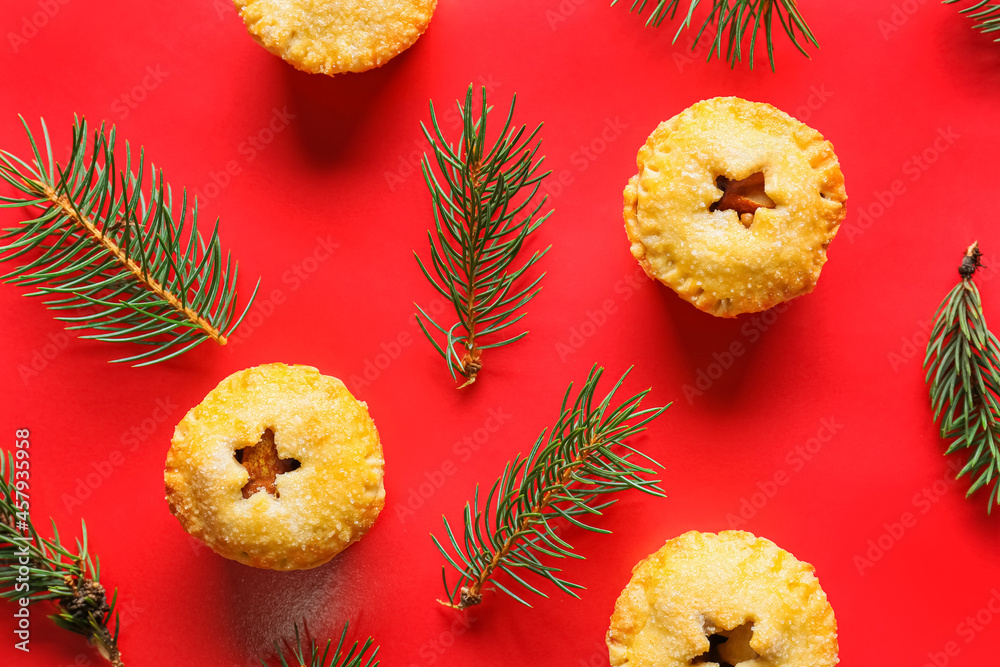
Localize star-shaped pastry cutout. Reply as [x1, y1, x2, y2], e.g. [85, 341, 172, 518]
[235, 428, 300, 498]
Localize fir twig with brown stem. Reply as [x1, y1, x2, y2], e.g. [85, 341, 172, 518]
[0, 117, 258, 366]
[415, 85, 551, 387]
[613, 0, 819, 70]
[433, 366, 669, 609]
[925, 242, 1000, 512]
[262, 622, 379, 667]
[0, 448, 124, 665]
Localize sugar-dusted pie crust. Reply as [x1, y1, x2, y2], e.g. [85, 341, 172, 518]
[234, 0, 437, 75]
[607, 531, 838, 667]
[165, 363, 385, 570]
[624, 97, 847, 317]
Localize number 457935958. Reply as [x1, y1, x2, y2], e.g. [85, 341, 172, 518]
[11, 429, 30, 522]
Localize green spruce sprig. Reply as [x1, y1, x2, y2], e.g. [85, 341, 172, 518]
[0, 449, 123, 666]
[613, 0, 819, 70]
[0, 117, 258, 366]
[415, 85, 552, 387]
[944, 1, 1000, 40]
[925, 242, 1000, 512]
[433, 366, 669, 610]
[263, 622, 379, 667]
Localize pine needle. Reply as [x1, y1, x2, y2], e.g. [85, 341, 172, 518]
[433, 366, 669, 609]
[925, 242, 1000, 512]
[0, 117, 258, 366]
[944, 1, 1000, 40]
[263, 622, 379, 667]
[613, 0, 819, 70]
[415, 85, 551, 387]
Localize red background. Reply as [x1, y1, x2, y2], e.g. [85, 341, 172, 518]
[2, 1, 1000, 665]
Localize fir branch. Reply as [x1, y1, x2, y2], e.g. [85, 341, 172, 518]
[415, 85, 552, 387]
[0, 117, 258, 366]
[944, 0, 1000, 40]
[925, 242, 1000, 512]
[0, 449, 123, 666]
[613, 0, 819, 70]
[433, 366, 669, 609]
[263, 622, 379, 667]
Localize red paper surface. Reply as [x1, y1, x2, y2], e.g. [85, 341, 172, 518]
[2, 1, 1000, 665]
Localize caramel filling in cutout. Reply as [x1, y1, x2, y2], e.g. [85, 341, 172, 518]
[710, 172, 776, 229]
[234, 428, 300, 499]
[691, 621, 759, 667]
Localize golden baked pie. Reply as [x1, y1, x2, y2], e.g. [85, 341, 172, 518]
[165, 363, 385, 570]
[624, 97, 847, 317]
[607, 531, 838, 667]
[234, 0, 437, 75]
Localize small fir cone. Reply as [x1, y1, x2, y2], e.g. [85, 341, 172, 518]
[460, 353, 483, 387]
[61, 577, 111, 621]
[439, 585, 482, 610]
[459, 586, 482, 608]
[960, 241, 983, 280]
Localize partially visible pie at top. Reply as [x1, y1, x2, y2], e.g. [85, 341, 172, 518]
[234, 0, 437, 75]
